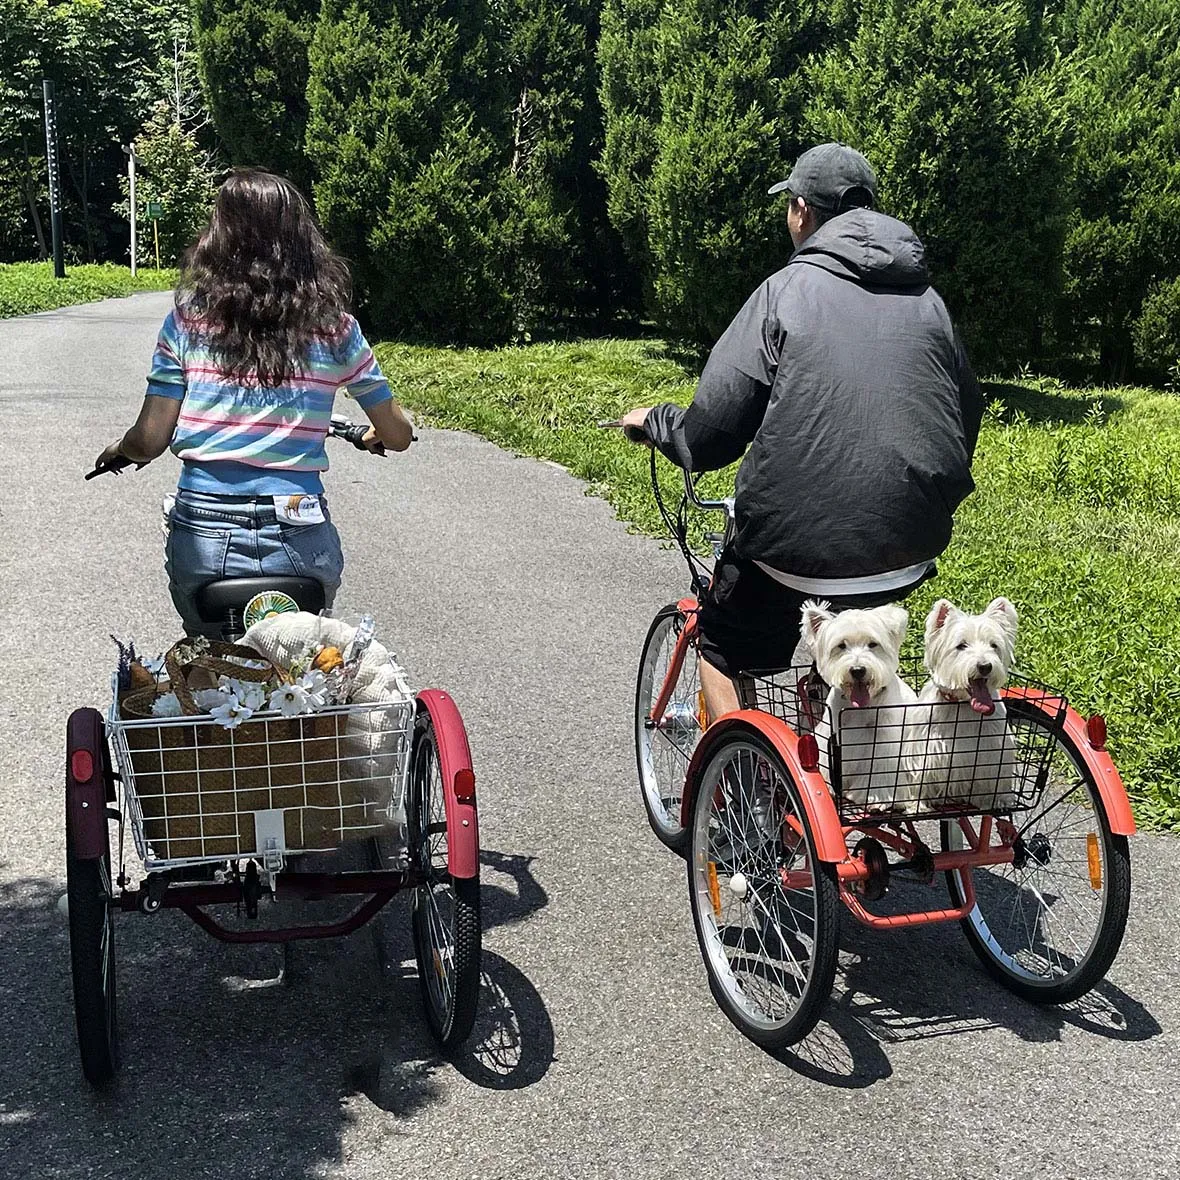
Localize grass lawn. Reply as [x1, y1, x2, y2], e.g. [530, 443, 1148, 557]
[0, 262, 177, 318]
[375, 337, 1180, 830]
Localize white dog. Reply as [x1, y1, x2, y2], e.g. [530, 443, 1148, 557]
[801, 601, 918, 813]
[903, 598, 1019, 810]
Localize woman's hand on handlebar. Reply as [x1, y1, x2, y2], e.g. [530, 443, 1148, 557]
[361, 425, 387, 455]
[93, 440, 127, 471]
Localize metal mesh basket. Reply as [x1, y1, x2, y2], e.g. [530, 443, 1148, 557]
[108, 691, 415, 869]
[747, 661, 1066, 822]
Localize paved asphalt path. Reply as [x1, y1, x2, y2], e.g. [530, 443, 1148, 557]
[0, 294, 1177, 1179]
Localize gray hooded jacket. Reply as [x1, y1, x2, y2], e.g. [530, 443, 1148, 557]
[645, 208, 983, 582]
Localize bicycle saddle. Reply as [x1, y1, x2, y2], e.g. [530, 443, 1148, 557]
[195, 577, 326, 622]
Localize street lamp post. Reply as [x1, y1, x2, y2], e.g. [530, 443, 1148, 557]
[124, 144, 138, 278]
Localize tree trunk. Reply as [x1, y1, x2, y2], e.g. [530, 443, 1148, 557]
[20, 131, 49, 261]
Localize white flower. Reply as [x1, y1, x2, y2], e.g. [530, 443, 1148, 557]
[209, 695, 253, 729]
[142, 654, 166, 675]
[269, 682, 313, 717]
[192, 688, 226, 712]
[218, 675, 267, 712]
[297, 669, 328, 708]
[150, 692, 183, 718]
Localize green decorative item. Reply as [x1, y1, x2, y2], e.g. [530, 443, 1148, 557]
[244, 590, 299, 630]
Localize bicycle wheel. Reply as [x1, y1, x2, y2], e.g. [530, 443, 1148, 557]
[635, 603, 703, 855]
[408, 711, 481, 1052]
[688, 731, 839, 1050]
[66, 823, 118, 1086]
[942, 699, 1131, 1004]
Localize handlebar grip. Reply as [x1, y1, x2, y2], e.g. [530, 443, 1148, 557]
[84, 454, 136, 480]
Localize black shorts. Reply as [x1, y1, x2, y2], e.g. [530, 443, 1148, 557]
[696, 547, 934, 678]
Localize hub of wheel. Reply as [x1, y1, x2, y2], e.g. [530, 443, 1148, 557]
[852, 837, 890, 901]
[1013, 831, 1052, 870]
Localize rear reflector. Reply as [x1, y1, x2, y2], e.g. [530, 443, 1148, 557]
[70, 749, 95, 782]
[1086, 832, 1102, 889]
[798, 733, 820, 773]
[1086, 714, 1107, 750]
[453, 768, 476, 802]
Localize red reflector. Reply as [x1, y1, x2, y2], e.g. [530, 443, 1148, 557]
[1086, 714, 1107, 750]
[798, 734, 820, 773]
[71, 749, 95, 782]
[453, 768, 476, 802]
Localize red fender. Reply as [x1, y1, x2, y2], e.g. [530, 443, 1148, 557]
[680, 711, 849, 864]
[1003, 687, 1136, 836]
[66, 708, 111, 860]
[415, 690, 480, 879]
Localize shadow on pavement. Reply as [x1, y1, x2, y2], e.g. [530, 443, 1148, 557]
[0, 849, 553, 1178]
[770, 877, 1160, 1088]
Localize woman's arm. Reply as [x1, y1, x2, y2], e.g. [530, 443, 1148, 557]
[361, 398, 414, 453]
[93, 395, 182, 468]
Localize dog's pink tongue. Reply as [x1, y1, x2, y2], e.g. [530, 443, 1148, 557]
[850, 682, 871, 708]
[968, 679, 995, 715]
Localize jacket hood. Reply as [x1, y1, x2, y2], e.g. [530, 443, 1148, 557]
[789, 208, 928, 287]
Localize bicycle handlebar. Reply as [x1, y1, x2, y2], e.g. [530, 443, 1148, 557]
[84, 415, 414, 479]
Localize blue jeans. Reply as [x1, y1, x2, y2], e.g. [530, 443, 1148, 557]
[164, 490, 344, 637]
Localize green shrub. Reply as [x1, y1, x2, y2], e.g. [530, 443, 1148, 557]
[805, 0, 1069, 372]
[308, 0, 613, 343]
[1053, 0, 1180, 381]
[375, 337, 1180, 829]
[192, 0, 318, 188]
[113, 105, 216, 269]
[598, 0, 850, 345]
[0, 262, 176, 318]
[1132, 276, 1180, 386]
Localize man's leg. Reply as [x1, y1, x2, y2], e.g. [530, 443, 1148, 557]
[700, 656, 741, 724]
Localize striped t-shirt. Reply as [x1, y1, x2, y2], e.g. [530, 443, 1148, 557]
[146, 307, 393, 495]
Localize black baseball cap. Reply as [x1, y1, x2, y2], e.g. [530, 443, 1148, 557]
[768, 143, 877, 211]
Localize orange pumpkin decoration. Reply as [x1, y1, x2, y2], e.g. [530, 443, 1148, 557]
[312, 645, 344, 673]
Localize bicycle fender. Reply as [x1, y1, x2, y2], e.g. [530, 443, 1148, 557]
[680, 711, 848, 863]
[1003, 687, 1136, 836]
[415, 690, 480, 879]
[66, 708, 111, 860]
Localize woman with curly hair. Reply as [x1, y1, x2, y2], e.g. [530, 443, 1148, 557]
[94, 169, 413, 636]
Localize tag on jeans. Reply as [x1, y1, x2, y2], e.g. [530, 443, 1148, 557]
[272, 494, 326, 526]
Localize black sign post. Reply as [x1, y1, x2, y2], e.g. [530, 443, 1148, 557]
[42, 79, 65, 279]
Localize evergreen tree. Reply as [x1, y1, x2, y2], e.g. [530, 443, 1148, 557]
[599, 1, 852, 345]
[192, 0, 317, 187]
[806, 0, 1069, 372]
[1054, 0, 1180, 379]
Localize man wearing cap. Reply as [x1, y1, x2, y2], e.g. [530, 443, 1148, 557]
[621, 143, 984, 719]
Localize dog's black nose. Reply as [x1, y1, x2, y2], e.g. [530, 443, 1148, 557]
[850, 666, 866, 680]
[977, 662, 992, 677]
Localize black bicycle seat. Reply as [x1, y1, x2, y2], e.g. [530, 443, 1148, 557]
[195, 577, 325, 623]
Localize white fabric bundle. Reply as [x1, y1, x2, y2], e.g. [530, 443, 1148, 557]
[241, 612, 414, 824]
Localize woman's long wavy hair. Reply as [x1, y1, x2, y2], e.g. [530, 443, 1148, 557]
[177, 169, 352, 387]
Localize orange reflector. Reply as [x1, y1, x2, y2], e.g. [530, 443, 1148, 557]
[453, 768, 476, 802]
[698, 690, 708, 730]
[1086, 714, 1107, 750]
[798, 733, 820, 773]
[1086, 833, 1102, 889]
[70, 749, 94, 783]
[706, 862, 722, 918]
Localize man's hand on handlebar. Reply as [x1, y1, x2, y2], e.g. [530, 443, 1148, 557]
[599, 406, 653, 445]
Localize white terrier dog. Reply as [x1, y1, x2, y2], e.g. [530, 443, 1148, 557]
[903, 598, 1019, 810]
[801, 601, 918, 812]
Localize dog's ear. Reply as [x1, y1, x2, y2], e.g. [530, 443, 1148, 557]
[985, 597, 1019, 641]
[926, 599, 957, 639]
[800, 599, 834, 639]
[877, 603, 909, 650]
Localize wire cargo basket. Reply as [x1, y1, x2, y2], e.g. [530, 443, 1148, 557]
[108, 692, 415, 869]
[748, 663, 1067, 822]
